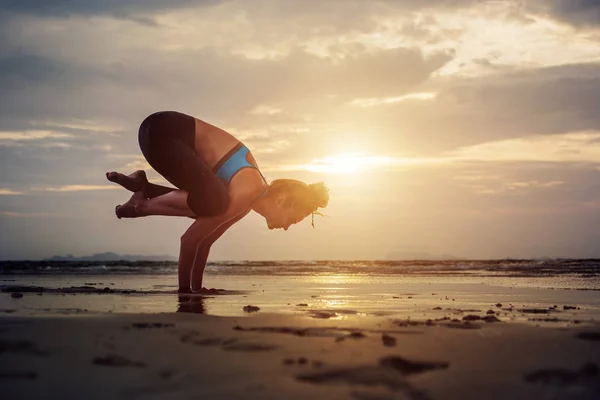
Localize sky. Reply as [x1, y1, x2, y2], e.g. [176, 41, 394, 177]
[2, 0, 600, 260]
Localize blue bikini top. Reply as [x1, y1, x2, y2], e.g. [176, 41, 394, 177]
[212, 143, 268, 193]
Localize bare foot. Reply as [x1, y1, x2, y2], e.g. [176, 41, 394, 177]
[115, 191, 147, 219]
[106, 170, 148, 193]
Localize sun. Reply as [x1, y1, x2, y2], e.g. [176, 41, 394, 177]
[303, 152, 395, 174]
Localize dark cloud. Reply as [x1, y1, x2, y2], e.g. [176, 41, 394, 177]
[0, 0, 488, 20]
[0, 137, 123, 190]
[0, 0, 222, 19]
[0, 53, 64, 84]
[0, 54, 67, 121]
[0, 52, 95, 123]
[0, 45, 451, 126]
[528, 0, 600, 27]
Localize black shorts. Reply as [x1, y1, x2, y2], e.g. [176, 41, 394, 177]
[138, 111, 230, 217]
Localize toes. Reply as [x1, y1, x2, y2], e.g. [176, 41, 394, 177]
[132, 170, 148, 186]
[106, 171, 145, 192]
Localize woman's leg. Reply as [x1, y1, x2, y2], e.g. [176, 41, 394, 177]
[138, 111, 230, 217]
[116, 189, 195, 218]
[144, 182, 177, 199]
[106, 170, 178, 199]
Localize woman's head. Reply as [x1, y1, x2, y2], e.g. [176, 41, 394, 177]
[263, 179, 329, 230]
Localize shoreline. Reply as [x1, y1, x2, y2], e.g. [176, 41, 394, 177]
[2, 278, 600, 323]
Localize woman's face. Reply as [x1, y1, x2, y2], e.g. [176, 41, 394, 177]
[266, 200, 311, 231]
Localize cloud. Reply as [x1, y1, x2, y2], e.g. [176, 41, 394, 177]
[0, 0, 485, 21]
[274, 129, 600, 175]
[0, 3, 597, 194]
[342, 62, 600, 155]
[248, 105, 283, 116]
[474, 180, 565, 195]
[446, 131, 600, 163]
[2, 0, 600, 260]
[0, 130, 73, 140]
[349, 92, 437, 108]
[0, 188, 23, 195]
[0, 0, 221, 19]
[36, 185, 120, 192]
[0, 53, 64, 84]
[0, 43, 452, 134]
[0, 211, 60, 217]
[528, 0, 600, 27]
[123, 157, 151, 171]
[28, 120, 124, 134]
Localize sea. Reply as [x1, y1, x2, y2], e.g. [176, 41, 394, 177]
[1, 259, 599, 322]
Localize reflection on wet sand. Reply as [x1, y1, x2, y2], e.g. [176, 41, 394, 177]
[177, 295, 206, 314]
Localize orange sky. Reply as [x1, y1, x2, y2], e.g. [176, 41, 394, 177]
[2, 0, 600, 260]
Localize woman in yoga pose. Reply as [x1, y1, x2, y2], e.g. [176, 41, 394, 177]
[106, 111, 329, 293]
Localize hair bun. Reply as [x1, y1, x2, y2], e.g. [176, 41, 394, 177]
[308, 182, 329, 209]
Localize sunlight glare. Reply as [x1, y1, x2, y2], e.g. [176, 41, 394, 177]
[304, 152, 396, 174]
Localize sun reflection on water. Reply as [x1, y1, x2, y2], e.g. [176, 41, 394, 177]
[312, 275, 355, 285]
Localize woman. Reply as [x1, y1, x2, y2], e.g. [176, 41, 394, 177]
[106, 111, 329, 293]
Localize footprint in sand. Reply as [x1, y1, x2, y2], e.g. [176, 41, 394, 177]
[523, 362, 598, 386]
[335, 331, 368, 343]
[0, 371, 38, 380]
[283, 357, 323, 367]
[0, 339, 48, 356]
[381, 334, 397, 347]
[233, 325, 343, 338]
[444, 322, 481, 330]
[379, 356, 449, 375]
[131, 322, 175, 329]
[296, 355, 449, 391]
[222, 342, 277, 352]
[180, 331, 236, 346]
[179, 331, 275, 352]
[576, 332, 600, 341]
[521, 308, 556, 314]
[308, 311, 338, 319]
[158, 369, 177, 380]
[92, 354, 146, 368]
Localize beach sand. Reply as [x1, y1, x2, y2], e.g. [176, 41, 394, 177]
[1, 296, 599, 400]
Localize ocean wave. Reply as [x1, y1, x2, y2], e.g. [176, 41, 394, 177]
[1, 259, 600, 278]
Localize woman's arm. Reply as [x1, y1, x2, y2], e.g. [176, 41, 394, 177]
[179, 208, 250, 292]
[178, 206, 251, 293]
[178, 168, 267, 292]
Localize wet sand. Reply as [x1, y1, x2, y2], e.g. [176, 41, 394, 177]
[2, 274, 600, 399]
[1, 301, 600, 399]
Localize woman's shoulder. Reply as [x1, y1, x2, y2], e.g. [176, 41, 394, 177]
[228, 168, 268, 207]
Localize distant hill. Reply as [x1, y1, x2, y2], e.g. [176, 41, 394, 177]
[45, 252, 178, 262]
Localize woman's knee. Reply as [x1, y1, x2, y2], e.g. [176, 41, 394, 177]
[138, 111, 194, 151]
[138, 111, 169, 143]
